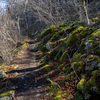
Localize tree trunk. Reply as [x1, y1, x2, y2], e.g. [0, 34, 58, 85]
[77, 0, 90, 25]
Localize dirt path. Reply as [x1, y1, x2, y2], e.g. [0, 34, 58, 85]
[7, 37, 52, 100]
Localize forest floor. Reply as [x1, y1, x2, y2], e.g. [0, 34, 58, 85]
[6, 37, 52, 100]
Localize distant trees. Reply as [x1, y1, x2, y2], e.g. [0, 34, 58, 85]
[76, 0, 90, 25]
[0, 0, 94, 63]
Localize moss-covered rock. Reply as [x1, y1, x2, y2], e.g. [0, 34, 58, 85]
[64, 26, 84, 45]
[86, 70, 100, 93]
[40, 25, 56, 38]
[80, 27, 93, 38]
[46, 46, 60, 59]
[59, 50, 68, 62]
[63, 71, 75, 81]
[71, 61, 85, 72]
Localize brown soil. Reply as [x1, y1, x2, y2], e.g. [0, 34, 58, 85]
[6, 37, 52, 100]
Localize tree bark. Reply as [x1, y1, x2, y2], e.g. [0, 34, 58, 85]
[77, 0, 90, 25]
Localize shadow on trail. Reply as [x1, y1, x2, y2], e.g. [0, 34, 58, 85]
[3, 39, 54, 99]
[6, 65, 42, 74]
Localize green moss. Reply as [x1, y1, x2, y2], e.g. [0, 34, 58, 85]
[42, 64, 50, 70]
[86, 70, 100, 93]
[50, 29, 65, 42]
[63, 71, 75, 81]
[41, 45, 48, 52]
[64, 26, 84, 45]
[87, 55, 100, 63]
[80, 27, 93, 38]
[54, 91, 62, 100]
[11, 64, 18, 69]
[58, 64, 64, 70]
[71, 53, 81, 62]
[59, 50, 68, 62]
[59, 23, 63, 27]
[0, 82, 6, 88]
[77, 78, 91, 99]
[71, 61, 85, 72]
[96, 49, 100, 54]
[79, 61, 85, 72]
[89, 40, 93, 43]
[40, 25, 56, 38]
[64, 66, 73, 75]
[1, 66, 7, 71]
[77, 78, 86, 91]
[47, 47, 59, 59]
[90, 28, 100, 39]
[74, 92, 83, 100]
[54, 49, 63, 60]
[59, 37, 67, 43]
[93, 17, 99, 22]
[50, 25, 77, 42]
[0, 90, 14, 97]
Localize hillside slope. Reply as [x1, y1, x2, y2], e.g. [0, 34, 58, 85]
[37, 19, 100, 100]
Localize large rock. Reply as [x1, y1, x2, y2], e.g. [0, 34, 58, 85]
[0, 70, 7, 80]
[85, 60, 97, 71]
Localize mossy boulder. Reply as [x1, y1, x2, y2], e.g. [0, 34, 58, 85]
[71, 61, 85, 72]
[46, 42, 53, 50]
[80, 27, 93, 38]
[63, 71, 75, 81]
[77, 78, 86, 91]
[40, 25, 56, 38]
[59, 50, 68, 62]
[84, 55, 100, 71]
[86, 70, 100, 93]
[64, 26, 84, 45]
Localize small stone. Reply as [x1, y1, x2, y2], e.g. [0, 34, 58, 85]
[20, 96, 23, 98]
[46, 93, 49, 96]
[10, 86, 16, 90]
[24, 84, 26, 86]
[37, 86, 41, 88]
[46, 42, 52, 50]
[36, 94, 40, 97]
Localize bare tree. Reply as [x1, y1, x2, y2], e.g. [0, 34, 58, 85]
[76, 0, 90, 25]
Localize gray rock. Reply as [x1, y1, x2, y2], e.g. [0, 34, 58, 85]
[85, 60, 97, 71]
[0, 70, 7, 79]
[85, 41, 92, 53]
[90, 86, 98, 92]
[46, 42, 52, 50]
[0, 96, 12, 100]
[97, 63, 100, 70]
